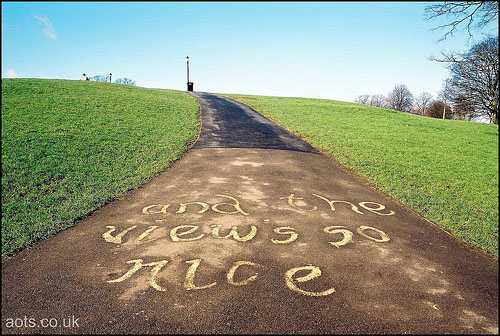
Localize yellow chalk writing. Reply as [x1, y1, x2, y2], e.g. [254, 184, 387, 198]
[281, 194, 318, 211]
[176, 202, 210, 214]
[108, 259, 169, 292]
[323, 226, 354, 248]
[210, 224, 257, 242]
[102, 225, 137, 244]
[142, 204, 171, 214]
[271, 227, 299, 244]
[184, 259, 217, 290]
[170, 225, 205, 242]
[358, 202, 395, 216]
[285, 265, 336, 296]
[136, 226, 159, 242]
[356, 225, 390, 242]
[211, 194, 249, 216]
[226, 261, 260, 286]
[312, 194, 364, 214]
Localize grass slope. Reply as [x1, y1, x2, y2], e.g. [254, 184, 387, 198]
[2, 79, 199, 256]
[223, 94, 498, 258]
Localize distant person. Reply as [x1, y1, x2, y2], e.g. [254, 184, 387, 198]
[109, 73, 112, 82]
[81, 73, 89, 81]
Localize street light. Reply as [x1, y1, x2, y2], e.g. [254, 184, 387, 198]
[186, 56, 193, 92]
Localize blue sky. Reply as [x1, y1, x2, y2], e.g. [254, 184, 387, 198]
[2, 2, 498, 102]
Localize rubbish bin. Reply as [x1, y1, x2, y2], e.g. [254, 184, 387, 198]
[187, 82, 194, 92]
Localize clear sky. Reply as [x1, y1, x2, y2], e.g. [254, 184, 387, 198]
[2, 1, 498, 102]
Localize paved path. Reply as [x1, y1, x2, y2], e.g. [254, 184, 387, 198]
[192, 92, 318, 152]
[2, 92, 498, 334]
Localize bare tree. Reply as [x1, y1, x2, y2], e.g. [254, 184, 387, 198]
[433, 37, 498, 124]
[369, 94, 386, 108]
[114, 78, 137, 86]
[386, 84, 414, 113]
[355, 94, 370, 105]
[438, 79, 456, 119]
[89, 74, 111, 82]
[426, 101, 454, 119]
[414, 92, 433, 115]
[452, 95, 476, 120]
[424, 1, 498, 41]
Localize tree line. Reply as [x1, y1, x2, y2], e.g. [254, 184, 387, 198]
[89, 74, 136, 86]
[356, 2, 498, 124]
[356, 83, 462, 121]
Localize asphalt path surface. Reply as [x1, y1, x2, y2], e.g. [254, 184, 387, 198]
[192, 92, 318, 153]
[1, 92, 498, 334]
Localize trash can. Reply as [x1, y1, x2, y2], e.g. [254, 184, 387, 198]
[187, 82, 194, 92]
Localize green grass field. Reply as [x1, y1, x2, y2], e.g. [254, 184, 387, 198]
[223, 94, 499, 258]
[1, 78, 200, 256]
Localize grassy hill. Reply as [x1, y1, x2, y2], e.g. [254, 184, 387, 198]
[223, 94, 499, 258]
[2, 80, 497, 259]
[1, 79, 200, 256]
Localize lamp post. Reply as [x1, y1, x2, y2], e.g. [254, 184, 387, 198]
[186, 56, 193, 92]
[186, 56, 190, 90]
